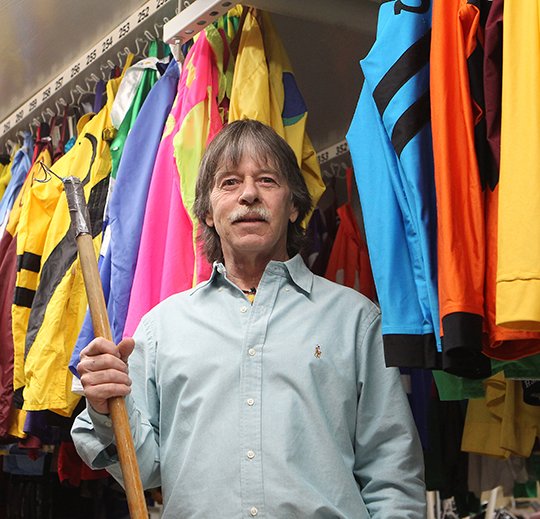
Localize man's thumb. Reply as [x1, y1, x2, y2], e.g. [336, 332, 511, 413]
[118, 337, 135, 363]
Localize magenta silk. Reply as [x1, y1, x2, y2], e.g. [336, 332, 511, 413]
[124, 32, 222, 336]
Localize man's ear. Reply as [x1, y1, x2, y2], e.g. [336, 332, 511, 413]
[205, 213, 214, 227]
[289, 205, 299, 224]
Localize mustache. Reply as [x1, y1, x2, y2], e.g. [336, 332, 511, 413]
[228, 206, 270, 223]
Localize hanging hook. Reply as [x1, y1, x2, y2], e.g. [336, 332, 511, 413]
[40, 107, 55, 123]
[116, 46, 132, 67]
[78, 81, 90, 98]
[74, 83, 93, 105]
[99, 60, 113, 81]
[170, 40, 185, 64]
[153, 20, 166, 39]
[55, 98, 68, 115]
[82, 75, 100, 95]
[98, 63, 108, 81]
[88, 73, 101, 85]
[5, 138, 17, 156]
[116, 49, 124, 67]
[69, 87, 78, 107]
[134, 36, 148, 57]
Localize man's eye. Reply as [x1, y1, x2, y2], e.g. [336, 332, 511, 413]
[260, 177, 277, 184]
[221, 178, 238, 187]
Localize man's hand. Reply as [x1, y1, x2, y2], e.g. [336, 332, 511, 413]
[77, 337, 135, 415]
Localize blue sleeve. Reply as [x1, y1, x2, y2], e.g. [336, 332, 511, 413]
[347, 86, 429, 339]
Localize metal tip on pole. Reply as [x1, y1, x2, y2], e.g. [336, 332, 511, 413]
[62, 176, 92, 237]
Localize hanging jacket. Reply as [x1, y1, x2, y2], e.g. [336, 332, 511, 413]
[0, 173, 36, 438]
[324, 168, 376, 301]
[0, 131, 33, 234]
[496, 0, 540, 332]
[0, 153, 13, 200]
[124, 26, 227, 336]
[172, 22, 232, 282]
[18, 78, 119, 417]
[347, 0, 441, 371]
[228, 9, 325, 227]
[11, 147, 53, 391]
[70, 59, 180, 374]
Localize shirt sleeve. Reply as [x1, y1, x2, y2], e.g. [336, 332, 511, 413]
[353, 310, 427, 518]
[71, 314, 162, 490]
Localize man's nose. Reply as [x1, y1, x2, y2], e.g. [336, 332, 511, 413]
[238, 178, 259, 205]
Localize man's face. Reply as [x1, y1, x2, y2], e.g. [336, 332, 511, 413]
[205, 154, 299, 263]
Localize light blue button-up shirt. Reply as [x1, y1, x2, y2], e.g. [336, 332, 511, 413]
[72, 255, 426, 518]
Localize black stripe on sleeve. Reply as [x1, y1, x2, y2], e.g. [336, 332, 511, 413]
[17, 252, 41, 273]
[372, 30, 431, 117]
[13, 287, 36, 308]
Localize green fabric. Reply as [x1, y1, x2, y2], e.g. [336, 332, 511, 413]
[110, 40, 163, 179]
[513, 480, 538, 499]
[527, 453, 540, 480]
[433, 371, 485, 401]
[497, 352, 540, 378]
[434, 353, 540, 401]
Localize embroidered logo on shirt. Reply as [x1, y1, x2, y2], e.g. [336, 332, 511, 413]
[314, 345, 322, 359]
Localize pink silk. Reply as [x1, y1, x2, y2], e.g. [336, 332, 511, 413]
[124, 32, 222, 336]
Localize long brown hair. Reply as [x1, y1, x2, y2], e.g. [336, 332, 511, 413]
[194, 119, 312, 264]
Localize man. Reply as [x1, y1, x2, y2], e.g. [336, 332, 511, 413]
[71, 119, 426, 518]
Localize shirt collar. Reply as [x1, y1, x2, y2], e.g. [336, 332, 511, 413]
[190, 254, 314, 295]
[266, 254, 313, 294]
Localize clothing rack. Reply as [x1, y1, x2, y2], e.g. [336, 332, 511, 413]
[0, 0, 177, 150]
[162, 0, 376, 46]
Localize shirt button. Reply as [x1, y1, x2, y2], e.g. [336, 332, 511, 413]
[247, 450, 255, 459]
[218, 287, 223, 292]
[250, 507, 258, 516]
[247, 398, 255, 406]
[240, 306, 248, 313]
[248, 348, 256, 356]
[285, 287, 290, 292]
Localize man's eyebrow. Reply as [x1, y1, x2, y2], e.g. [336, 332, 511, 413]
[214, 166, 280, 178]
[213, 169, 238, 183]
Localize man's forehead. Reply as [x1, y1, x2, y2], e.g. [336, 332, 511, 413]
[214, 153, 281, 175]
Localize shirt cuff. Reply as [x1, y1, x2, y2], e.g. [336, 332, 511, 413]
[87, 403, 115, 440]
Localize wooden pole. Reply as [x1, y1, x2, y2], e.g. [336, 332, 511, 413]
[64, 176, 147, 519]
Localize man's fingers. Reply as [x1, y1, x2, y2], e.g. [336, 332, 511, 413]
[76, 337, 135, 415]
[83, 382, 132, 415]
[80, 368, 132, 388]
[86, 383, 131, 398]
[80, 337, 121, 359]
[118, 337, 135, 363]
[77, 353, 129, 377]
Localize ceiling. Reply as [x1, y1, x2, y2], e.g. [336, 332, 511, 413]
[0, 0, 157, 122]
[0, 0, 379, 151]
